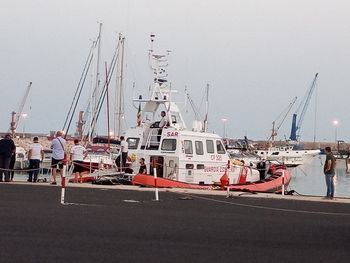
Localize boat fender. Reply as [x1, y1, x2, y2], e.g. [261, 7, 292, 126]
[238, 167, 248, 184]
[220, 172, 229, 189]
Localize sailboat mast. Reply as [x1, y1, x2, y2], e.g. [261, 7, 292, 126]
[105, 62, 111, 150]
[203, 83, 209, 132]
[94, 23, 102, 109]
[271, 121, 276, 146]
[90, 22, 102, 141]
[115, 36, 125, 137]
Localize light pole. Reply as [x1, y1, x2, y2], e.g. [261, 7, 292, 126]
[22, 113, 28, 138]
[333, 120, 339, 149]
[221, 118, 227, 138]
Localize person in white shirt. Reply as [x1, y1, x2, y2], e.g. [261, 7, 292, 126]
[158, 111, 168, 142]
[116, 136, 128, 171]
[70, 139, 88, 183]
[50, 131, 66, 185]
[27, 137, 44, 182]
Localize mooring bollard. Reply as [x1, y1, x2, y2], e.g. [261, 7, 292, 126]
[152, 158, 159, 201]
[282, 170, 285, 196]
[153, 168, 159, 201]
[60, 165, 66, 204]
[226, 160, 230, 197]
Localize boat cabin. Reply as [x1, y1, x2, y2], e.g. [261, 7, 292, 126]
[126, 124, 231, 184]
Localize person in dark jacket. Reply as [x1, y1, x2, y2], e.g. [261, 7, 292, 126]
[256, 158, 266, 180]
[138, 158, 147, 174]
[9, 152, 16, 181]
[0, 134, 16, 182]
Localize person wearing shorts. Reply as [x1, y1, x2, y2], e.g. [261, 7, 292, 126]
[70, 139, 87, 183]
[50, 131, 66, 185]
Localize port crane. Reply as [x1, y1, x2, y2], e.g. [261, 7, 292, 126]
[9, 82, 32, 137]
[289, 73, 318, 142]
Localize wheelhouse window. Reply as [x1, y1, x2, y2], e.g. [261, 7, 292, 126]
[126, 138, 140, 150]
[186, 164, 194, 169]
[206, 140, 214, 153]
[195, 141, 204, 155]
[184, 140, 193, 154]
[161, 139, 177, 151]
[197, 164, 205, 169]
[216, 140, 226, 154]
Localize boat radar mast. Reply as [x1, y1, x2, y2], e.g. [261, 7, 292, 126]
[134, 35, 186, 130]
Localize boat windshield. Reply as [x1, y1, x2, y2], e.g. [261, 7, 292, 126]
[127, 138, 140, 150]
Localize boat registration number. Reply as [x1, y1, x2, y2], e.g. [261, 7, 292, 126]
[210, 154, 222, 161]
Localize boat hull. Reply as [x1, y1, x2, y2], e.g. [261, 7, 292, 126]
[132, 166, 291, 193]
[227, 168, 291, 193]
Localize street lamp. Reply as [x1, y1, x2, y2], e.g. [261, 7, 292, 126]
[333, 120, 339, 149]
[221, 118, 228, 138]
[21, 113, 28, 138]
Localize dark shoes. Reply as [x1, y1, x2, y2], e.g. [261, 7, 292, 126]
[322, 196, 334, 200]
[50, 182, 57, 185]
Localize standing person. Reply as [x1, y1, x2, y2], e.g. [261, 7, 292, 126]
[323, 146, 336, 199]
[9, 152, 16, 181]
[120, 136, 128, 171]
[0, 134, 16, 182]
[50, 131, 66, 185]
[256, 158, 266, 181]
[138, 158, 147, 174]
[70, 139, 88, 183]
[158, 111, 168, 142]
[27, 137, 44, 182]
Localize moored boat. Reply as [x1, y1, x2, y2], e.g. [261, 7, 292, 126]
[122, 36, 289, 193]
[255, 146, 320, 167]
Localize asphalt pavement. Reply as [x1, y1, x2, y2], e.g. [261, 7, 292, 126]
[1, 183, 350, 263]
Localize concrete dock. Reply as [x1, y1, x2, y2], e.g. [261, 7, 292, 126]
[1, 182, 350, 263]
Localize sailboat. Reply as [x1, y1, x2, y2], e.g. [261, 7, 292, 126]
[62, 25, 127, 179]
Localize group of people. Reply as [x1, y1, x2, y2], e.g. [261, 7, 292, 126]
[50, 131, 88, 184]
[0, 131, 88, 184]
[115, 136, 147, 174]
[0, 130, 149, 184]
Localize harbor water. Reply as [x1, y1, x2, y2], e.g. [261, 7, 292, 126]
[289, 155, 350, 198]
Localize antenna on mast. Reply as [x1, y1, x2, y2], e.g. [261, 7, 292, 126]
[150, 33, 155, 52]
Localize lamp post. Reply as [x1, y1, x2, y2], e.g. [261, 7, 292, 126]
[333, 120, 339, 149]
[221, 118, 227, 138]
[21, 113, 28, 138]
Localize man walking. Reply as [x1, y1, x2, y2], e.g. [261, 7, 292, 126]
[324, 146, 336, 199]
[50, 131, 66, 185]
[28, 137, 44, 182]
[0, 134, 16, 182]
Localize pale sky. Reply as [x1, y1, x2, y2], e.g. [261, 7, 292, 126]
[1, 0, 350, 142]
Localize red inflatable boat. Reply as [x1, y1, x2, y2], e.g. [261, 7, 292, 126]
[132, 164, 291, 193]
